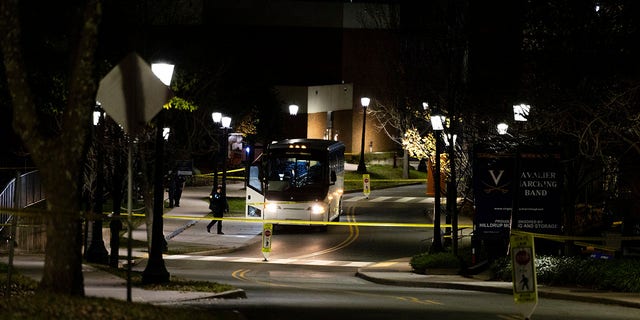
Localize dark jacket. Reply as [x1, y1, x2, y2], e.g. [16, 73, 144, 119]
[209, 191, 229, 216]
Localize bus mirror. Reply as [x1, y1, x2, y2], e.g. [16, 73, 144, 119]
[331, 170, 337, 183]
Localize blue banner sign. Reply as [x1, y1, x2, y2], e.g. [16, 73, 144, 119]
[473, 147, 562, 236]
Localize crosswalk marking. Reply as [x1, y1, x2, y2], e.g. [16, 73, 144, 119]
[370, 196, 392, 202]
[161, 253, 388, 268]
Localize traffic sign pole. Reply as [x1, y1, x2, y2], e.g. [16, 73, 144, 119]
[262, 223, 273, 261]
[362, 174, 371, 199]
[510, 233, 538, 320]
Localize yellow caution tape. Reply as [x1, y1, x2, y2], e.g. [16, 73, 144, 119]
[511, 229, 640, 242]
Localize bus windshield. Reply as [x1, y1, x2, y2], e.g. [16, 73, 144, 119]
[266, 155, 326, 200]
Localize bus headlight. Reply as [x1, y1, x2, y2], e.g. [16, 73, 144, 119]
[266, 203, 279, 213]
[311, 203, 326, 214]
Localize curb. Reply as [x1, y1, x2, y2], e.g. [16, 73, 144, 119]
[355, 271, 640, 309]
[355, 271, 511, 294]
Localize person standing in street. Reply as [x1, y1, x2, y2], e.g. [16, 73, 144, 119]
[207, 185, 228, 234]
[173, 174, 186, 207]
[166, 170, 176, 208]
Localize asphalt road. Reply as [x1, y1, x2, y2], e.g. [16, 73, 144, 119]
[159, 185, 640, 319]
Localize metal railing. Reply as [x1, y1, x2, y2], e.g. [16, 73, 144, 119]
[0, 171, 45, 233]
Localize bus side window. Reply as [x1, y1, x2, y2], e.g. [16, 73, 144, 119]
[330, 170, 337, 183]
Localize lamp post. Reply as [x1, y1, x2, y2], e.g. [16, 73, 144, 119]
[289, 104, 299, 116]
[85, 108, 109, 264]
[430, 111, 444, 252]
[142, 62, 174, 284]
[220, 116, 232, 197]
[445, 127, 458, 256]
[513, 103, 530, 122]
[212, 112, 222, 188]
[211, 112, 232, 195]
[497, 122, 509, 135]
[289, 104, 299, 138]
[357, 97, 370, 174]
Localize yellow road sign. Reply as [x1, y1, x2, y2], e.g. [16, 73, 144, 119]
[363, 174, 371, 198]
[510, 232, 538, 319]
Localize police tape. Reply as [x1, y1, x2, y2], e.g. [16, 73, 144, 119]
[0, 206, 465, 228]
[4, 206, 640, 240]
[196, 168, 245, 176]
[0, 206, 140, 221]
[134, 212, 474, 228]
[344, 178, 425, 182]
[511, 229, 640, 242]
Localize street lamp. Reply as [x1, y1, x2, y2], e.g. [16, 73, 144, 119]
[151, 63, 175, 86]
[430, 110, 444, 252]
[289, 104, 299, 137]
[211, 112, 222, 188]
[513, 103, 530, 122]
[212, 113, 232, 196]
[221, 116, 232, 196]
[357, 97, 370, 174]
[289, 104, 299, 116]
[85, 108, 109, 264]
[444, 126, 458, 256]
[212, 112, 222, 124]
[142, 62, 174, 284]
[497, 122, 509, 135]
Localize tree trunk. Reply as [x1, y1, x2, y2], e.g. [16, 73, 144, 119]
[402, 151, 410, 179]
[0, 0, 101, 296]
[40, 173, 85, 296]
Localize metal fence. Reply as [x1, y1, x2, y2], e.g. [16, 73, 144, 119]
[0, 171, 46, 251]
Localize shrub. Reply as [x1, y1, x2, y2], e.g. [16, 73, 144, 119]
[489, 255, 640, 292]
[410, 252, 461, 274]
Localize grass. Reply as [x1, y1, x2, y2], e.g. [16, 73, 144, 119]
[91, 264, 235, 293]
[344, 164, 427, 192]
[0, 293, 241, 320]
[0, 263, 242, 320]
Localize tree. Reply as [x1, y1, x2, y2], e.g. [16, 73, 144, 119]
[515, 1, 640, 237]
[0, 0, 101, 295]
[354, 2, 451, 179]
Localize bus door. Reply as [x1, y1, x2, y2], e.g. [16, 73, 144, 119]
[246, 156, 265, 219]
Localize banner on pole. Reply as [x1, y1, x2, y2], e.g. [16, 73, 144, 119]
[473, 146, 562, 236]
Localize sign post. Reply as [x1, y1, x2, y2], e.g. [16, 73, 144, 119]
[510, 233, 538, 320]
[262, 223, 273, 261]
[96, 52, 173, 302]
[362, 174, 371, 199]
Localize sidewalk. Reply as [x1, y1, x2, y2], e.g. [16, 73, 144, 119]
[4, 181, 640, 308]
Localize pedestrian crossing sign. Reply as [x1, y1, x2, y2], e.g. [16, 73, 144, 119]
[262, 223, 273, 261]
[510, 233, 538, 305]
[363, 174, 371, 198]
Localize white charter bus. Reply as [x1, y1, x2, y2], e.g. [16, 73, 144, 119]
[246, 139, 345, 225]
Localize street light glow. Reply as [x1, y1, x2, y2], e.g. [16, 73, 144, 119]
[361, 97, 370, 108]
[497, 122, 509, 135]
[151, 63, 174, 86]
[221, 116, 232, 128]
[93, 110, 102, 126]
[513, 103, 530, 122]
[211, 112, 222, 123]
[289, 104, 299, 115]
[430, 114, 445, 131]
